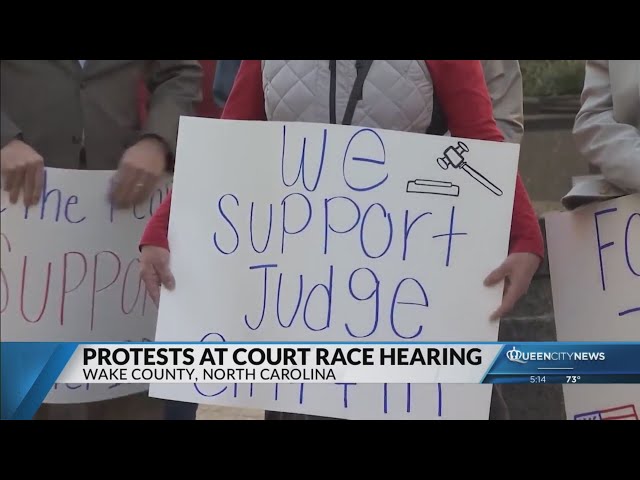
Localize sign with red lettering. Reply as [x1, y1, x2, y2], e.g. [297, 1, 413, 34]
[150, 118, 521, 419]
[0, 168, 172, 403]
[546, 194, 640, 421]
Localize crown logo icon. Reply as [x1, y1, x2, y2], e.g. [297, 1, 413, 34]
[506, 346, 527, 364]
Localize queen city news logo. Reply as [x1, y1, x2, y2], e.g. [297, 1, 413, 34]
[505, 346, 606, 364]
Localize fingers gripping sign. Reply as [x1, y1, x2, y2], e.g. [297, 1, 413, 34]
[110, 138, 168, 210]
[140, 245, 175, 306]
[1, 139, 45, 207]
[484, 252, 542, 321]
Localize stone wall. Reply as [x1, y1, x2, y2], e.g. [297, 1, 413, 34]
[499, 219, 565, 419]
[497, 98, 585, 420]
[520, 96, 589, 205]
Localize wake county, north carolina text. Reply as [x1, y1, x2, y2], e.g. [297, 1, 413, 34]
[82, 367, 336, 382]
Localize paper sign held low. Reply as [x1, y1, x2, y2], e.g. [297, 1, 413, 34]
[546, 194, 640, 421]
[0, 169, 172, 403]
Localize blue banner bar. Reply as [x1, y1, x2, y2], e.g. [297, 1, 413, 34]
[1, 341, 639, 420]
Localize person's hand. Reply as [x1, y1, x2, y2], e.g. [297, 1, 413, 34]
[484, 252, 542, 321]
[0, 139, 44, 207]
[109, 137, 168, 209]
[140, 245, 175, 307]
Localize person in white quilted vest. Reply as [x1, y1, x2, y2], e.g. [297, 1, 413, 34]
[140, 60, 544, 421]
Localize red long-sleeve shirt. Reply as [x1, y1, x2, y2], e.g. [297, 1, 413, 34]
[140, 60, 544, 259]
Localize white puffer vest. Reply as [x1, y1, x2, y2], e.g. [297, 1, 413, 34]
[262, 60, 435, 133]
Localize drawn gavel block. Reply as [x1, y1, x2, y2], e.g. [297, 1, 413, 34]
[436, 141, 503, 197]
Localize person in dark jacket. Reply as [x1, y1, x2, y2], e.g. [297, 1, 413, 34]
[1, 60, 202, 420]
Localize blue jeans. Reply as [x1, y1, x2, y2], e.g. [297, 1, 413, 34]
[164, 400, 198, 420]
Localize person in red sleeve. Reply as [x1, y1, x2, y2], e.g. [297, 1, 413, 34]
[138, 60, 221, 421]
[140, 60, 544, 421]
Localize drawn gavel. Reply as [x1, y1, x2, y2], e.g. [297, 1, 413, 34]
[436, 142, 503, 197]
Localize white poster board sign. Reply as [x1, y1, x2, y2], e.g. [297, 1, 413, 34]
[150, 117, 520, 419]
[546, 194, 640, 420]
[0, 168, 171, 403]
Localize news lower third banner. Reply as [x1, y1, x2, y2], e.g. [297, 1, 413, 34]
[2, 342, 639, 419]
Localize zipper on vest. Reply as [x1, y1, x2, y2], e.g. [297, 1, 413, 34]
[329, 60, 337, 124]
[329, 60, 374, 126]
